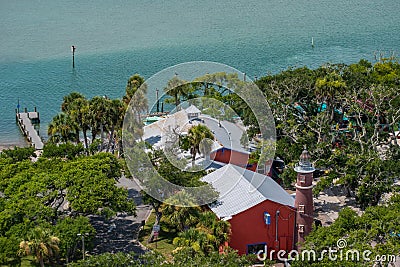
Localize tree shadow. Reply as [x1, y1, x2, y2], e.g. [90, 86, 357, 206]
[89, 215, 147, 255]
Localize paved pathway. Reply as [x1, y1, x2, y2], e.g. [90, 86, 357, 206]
[314, 185, 361, 226]
[90, 175, 152, 255]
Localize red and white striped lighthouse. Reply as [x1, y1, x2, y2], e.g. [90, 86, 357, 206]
[294, 149, 315, 248]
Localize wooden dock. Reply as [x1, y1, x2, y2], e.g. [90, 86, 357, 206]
[16, 107, 44, 150]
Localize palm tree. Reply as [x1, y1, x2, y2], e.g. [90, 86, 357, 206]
[173, 228, 210, 255]
[19, 227, 60, 267]
[162, 204, 201, 232]
[123, 75, 148, 142]
[47, 113, 75, 143]
[187, 124, 214, 166]
[164, 76, 190, 107]
[68, 98, 90, 150]
[88, 96, 111, 150]
[123, 74, 147, 106]
[106, 99, 125, 152]
[161, 191, 201, 232]
[61, 92, 85, 113]
[173, 212, 231, 255]
[197, 211, 231, 249]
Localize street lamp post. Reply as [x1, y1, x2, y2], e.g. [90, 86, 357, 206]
[156, 88, 159, 113]
[71, 45, 76, 68]
[77, 233, 89, 260]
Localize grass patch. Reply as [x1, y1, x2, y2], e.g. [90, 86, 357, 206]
[0, 256, 39, 267]
[20, 256, 38, 267]
[138, 211, 177, 260]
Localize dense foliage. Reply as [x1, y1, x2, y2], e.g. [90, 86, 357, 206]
[48, 74, 147, 155]
[162, 60, 400, 208]
[254, 60, 400, 207]
[0, 146, 35, 162]
[68, 249, 256, 267]
[0, 151, 135, 265]
[3, 60, 400, 266]
[291, 194, 400, 266]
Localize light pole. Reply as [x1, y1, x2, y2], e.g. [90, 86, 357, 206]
[77, 233, 89, 260]
[71, 45, 76, 68]
[156, 88, 159, 113]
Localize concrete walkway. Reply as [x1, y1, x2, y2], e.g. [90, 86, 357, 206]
[314, 187, 362, 226]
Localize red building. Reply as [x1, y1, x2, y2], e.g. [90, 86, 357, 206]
[201, 164, 296, 256]
[210, 147, 256, 172]
[210, 147, 283, 182]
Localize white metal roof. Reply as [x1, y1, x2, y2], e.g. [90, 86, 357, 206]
[185, 105, 201, 114]
[201, 164, 295, 219]
[200, 115, 249, 154]
[143, 110, 194, 148]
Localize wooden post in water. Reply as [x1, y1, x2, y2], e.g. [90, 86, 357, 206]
[71, 45, 76, 68]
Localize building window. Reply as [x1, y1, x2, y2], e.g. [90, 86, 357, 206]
[247, 243, 267, 255]
[299, 175, 306, 183]
[298, 205, 305, 213]
[298, 224, 305, 233]
[257, 163, 265, 174]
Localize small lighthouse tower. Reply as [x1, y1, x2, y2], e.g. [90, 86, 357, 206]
[294, 149, 315, 248]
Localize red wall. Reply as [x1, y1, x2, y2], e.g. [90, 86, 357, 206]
[227, 199, 296, 256]
[211, 148, 256, 172]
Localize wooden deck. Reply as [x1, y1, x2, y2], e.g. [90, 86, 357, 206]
[16, 108, 44, 150]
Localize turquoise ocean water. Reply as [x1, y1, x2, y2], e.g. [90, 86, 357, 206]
[1, 0, 399, 146]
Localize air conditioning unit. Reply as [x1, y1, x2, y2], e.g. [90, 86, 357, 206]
[264, 212, 271, 225]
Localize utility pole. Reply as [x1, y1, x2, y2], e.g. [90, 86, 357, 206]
[156, 88, 159, 113]
[71, 45, 76, 68]
[77, 233, 88, 260]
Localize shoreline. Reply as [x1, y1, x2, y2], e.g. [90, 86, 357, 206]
[0, 142, 28, 152]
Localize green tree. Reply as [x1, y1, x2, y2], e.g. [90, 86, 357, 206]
[187, 124, 214, 166]
[68, 97, 90, 150]
[164, 76, 189, 107]
[89, 96, 111, 148]
[294, 194, 400, 266]
[48, 113, 76, 143]
[123, 74, 148, 143]
[61, 92, 87, 144]
[123, 74, 147, 106]
[0, 146, 35, 162]
[42, 142, 84, 159]
[54, 216, 95, 263]
[0, 152, 136, 263]
[106, 99, 125, 153]
[161, 191, 201, 232]
[173, 211, 231, 255]
[61, 92, 85, 113]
